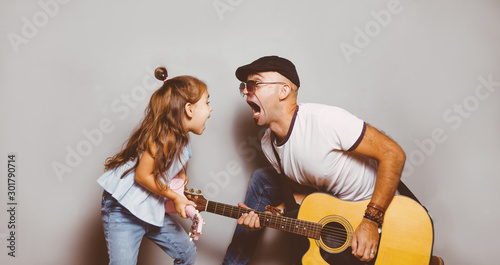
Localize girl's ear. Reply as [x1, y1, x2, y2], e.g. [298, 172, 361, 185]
[185, 102, 194, 118]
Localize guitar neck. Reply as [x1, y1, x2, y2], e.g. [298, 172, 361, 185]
[205, 200, 321, 239]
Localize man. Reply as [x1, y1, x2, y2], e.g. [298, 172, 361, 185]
[222, 55, 406, 264]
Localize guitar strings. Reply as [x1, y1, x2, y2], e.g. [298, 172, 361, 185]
[206, 201, 352, 241]
[200, 199, 350, 239]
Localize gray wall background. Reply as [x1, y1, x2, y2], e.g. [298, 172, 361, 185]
[1, 0, 499, 264]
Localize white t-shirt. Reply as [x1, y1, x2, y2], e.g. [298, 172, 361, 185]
[261, 103, 378, 202]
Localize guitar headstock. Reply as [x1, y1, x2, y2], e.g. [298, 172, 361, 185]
[185, 206, 204, 241]
[184, 188, 207, 212]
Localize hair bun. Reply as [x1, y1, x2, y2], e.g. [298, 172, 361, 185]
[154, 67, 168, 81]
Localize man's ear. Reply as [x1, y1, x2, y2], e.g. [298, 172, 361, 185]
[185, 102, 193, 118]
[279, 84, 291, 101]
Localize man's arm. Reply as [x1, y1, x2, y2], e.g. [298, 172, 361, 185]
[353, 124, 406, 210]
[350, 124, 406, 262]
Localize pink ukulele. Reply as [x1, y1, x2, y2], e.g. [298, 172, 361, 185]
[165, 176, 204, 241]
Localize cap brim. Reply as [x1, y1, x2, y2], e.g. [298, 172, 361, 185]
[235, 65, 278, 82]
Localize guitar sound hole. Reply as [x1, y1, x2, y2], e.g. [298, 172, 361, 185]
[320, 221, 347, 249]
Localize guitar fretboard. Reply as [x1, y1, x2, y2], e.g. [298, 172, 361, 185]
[205, 200, 321, 239]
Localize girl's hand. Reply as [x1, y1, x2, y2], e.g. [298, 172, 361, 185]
[173, 195, 197, 219]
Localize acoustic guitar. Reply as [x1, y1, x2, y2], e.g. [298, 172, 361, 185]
[185, 189, 434, 265]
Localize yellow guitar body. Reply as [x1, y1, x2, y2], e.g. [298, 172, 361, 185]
[298, 193, 434, 265]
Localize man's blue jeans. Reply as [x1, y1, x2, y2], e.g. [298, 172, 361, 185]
[222, 167, 284, 265]
[101, 190, 197, 265]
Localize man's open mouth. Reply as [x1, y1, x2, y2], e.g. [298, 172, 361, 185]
[247, 101, 261, 118]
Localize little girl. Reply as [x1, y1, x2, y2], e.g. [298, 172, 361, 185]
[97, 66, 212, 265]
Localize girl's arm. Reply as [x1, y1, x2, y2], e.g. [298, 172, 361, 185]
[134, 150, 196, 218]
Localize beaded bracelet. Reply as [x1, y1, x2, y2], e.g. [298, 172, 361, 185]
[363, 203, 385, 226]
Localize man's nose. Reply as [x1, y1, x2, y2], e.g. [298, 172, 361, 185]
[241, 87, 249, 97]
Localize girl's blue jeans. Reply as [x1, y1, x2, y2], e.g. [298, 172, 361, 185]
[101, 190, 196, 265]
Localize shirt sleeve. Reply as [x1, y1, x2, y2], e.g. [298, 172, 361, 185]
[320, 106, 366, 151]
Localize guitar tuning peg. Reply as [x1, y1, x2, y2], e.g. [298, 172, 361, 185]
[196, 190, 201, 194]
[184, 186, 188, 191]
[189, 188, 194, 193]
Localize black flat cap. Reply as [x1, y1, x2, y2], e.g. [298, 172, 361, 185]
[235, 55, 300, 88]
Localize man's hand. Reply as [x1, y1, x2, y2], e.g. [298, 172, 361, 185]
[236, 203, 262, 231]
[351, 218, 380, 262]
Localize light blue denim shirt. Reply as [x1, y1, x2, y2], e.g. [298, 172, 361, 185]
[98, 144, 191, 227]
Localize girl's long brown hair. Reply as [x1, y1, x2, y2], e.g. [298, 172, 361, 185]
[104, 67, 207, 190]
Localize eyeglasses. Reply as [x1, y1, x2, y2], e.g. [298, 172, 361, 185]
[239, 80, 286, 97]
